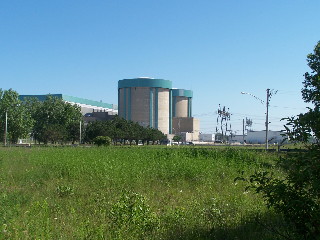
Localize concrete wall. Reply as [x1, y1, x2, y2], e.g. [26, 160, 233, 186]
[172, 117, 200, 140]
[130, 87, 151, 127]
[119, 87, 170, 134]
[157, 88, 170, 134]
[173, 96, 188, 117]
[118, 88, 126, 119]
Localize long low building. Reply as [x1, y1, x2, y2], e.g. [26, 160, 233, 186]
[246, 130, 286, 144]
[19, 94, 118, 115]
[227, 130, 286, 144]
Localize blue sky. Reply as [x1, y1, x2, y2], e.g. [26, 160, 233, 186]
[1, 0, 319, 134]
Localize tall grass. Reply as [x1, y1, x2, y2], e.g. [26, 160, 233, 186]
[0, 147, 287, 239]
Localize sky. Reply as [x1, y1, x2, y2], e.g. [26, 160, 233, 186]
[1, 0, 319, 134]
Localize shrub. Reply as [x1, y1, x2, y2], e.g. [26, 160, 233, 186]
[240, 41, 320, 239]
[110, 191, 159, 238]
[93, 136, 111, 147]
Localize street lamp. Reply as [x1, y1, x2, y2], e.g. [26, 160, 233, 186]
[241, 89, 271, 150]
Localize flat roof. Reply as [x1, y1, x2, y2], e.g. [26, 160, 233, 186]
[19, 94, 117, 110]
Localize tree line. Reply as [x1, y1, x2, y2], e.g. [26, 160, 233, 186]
[84, 117, 166, 145]
[0, 90, 83, 144]
[0, 90, 166, 145]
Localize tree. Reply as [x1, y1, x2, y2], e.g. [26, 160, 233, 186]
[84, 116, 166, 145]
[0, 89, 33, 143]
[84, 121, 111, 143]
[93, 136, 112, 146]
[30, 95, 82, 144]
[172, 135, 182, 143]
[241, 41, 320, 239]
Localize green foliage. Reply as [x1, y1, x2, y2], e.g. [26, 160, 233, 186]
[0, 90, 165, 146]
[173, 135, 182, 142]
[0, 147, 284, 239]
[0, 89, 34, 143]
[84, 116, 166, 145]
[243, 41, 320, 239]
[30, 95, 82, 144]
[56, 185, 74, 197]
[284, 41, 320, 143]
[0, 93, 83, 144]
[93, 136, 111, 146]
[110, 190, 159, 238]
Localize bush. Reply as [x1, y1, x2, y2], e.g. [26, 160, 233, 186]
[239, 41, 320, 239]
[110, 191, 159, 238]
[93, 136, 111, 146]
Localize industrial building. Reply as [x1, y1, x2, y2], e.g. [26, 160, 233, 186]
[199, 133, 215, 142]
[171, 88, 199, 140]
[118, 78, 172, 134]
[245, 130, 285, 144]
[118, 77, 199, 139]
[19, 94, 118, 115]
[226, 131, 286, 144]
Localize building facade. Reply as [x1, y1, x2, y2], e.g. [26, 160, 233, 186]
[246, 130, 285, 144]
[118, 78, 173, 134]
[19, 94, 118, 115]
[118, 78, 199, 139]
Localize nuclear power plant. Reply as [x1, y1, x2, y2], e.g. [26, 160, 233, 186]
[118, 77, 199, 141]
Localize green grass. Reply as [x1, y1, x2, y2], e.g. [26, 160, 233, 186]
[0, 147, 289, 239]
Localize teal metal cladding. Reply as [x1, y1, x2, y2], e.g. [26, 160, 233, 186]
[149, 88, 153, 128]
[118, 78, 172, 89]
[155, 88, 158, 129]
[19, 94, 115, 109]
[172, 89, 193, 98]
[172, 96, 176, 117]
[169, 89, 172, 134]
[188, 98, 192, 117]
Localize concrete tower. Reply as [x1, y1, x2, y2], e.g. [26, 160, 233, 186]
[172, 89, 193, 118]
[118, 78, 172, 134]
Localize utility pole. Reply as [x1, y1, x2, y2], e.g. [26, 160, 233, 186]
[4, 111, 7, 146]
[265, 89, 270, 150]
[79, 120, 82, 144]
[243, 119, 245, 144]
[241, 89, 275, 151]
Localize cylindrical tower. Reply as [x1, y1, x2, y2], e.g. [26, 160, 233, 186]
[118, 77, 172, 134]
[172, 89, 193, 118]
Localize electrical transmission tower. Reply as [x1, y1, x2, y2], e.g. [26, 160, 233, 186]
[216, 104, 232, 141]
[245, 117, 253, 132]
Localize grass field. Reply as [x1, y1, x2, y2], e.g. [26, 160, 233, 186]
[0, 146, 291, 239]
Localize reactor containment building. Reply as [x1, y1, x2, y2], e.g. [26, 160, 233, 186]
[118, 77, 199, 140]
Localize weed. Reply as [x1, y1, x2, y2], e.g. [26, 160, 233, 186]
[56, 185, 74, 197]
[0, 146, 286, 239]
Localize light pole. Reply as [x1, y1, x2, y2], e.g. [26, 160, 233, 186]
[241, 90, 271, 150]
[242, 119, 245, 144]
[265, 89, 270, 150]
[79, 120, 82, 144]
